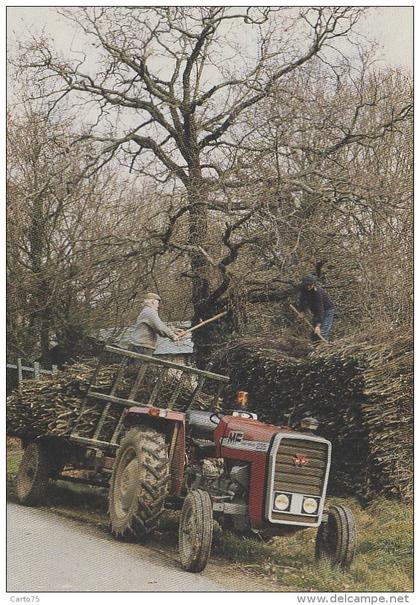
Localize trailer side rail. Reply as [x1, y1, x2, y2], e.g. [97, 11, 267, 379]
[69, 345, 229, 448]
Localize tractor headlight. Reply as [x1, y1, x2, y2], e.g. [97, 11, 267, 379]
[273, 493, 291, 511]
[302, 497, 319, 514]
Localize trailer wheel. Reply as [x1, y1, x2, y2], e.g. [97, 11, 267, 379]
[109, 426, 169, 541]
[316, 504, 357, 567]
[179, 489, 213, 573]
[15, 441, 51, 506]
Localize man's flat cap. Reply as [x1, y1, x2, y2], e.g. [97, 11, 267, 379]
[302, 274, 318, 284]
[145, 292, 161, 301]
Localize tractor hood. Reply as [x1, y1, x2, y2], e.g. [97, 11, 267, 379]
[214, 415, 290, 456]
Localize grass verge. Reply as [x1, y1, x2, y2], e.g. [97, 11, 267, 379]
[7, 444, 413, 592]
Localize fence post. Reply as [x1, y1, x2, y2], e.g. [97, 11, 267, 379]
[17, 358, 23, 384]
[34, 361, 40, 379]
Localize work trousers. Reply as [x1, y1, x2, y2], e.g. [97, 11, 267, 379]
[320, 308, 335, 341]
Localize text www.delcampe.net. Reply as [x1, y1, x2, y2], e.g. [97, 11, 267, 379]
[296, 595, 411, 604]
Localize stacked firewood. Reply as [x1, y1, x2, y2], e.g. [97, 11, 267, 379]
[214, 331, 413, 503]
[7, 357, 219, 443]
[361, 334, 413, 502]
[6, 360, 117, 440]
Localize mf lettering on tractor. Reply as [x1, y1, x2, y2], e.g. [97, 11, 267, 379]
[227, 431, 244, 444]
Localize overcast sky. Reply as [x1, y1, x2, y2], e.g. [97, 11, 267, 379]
[7, 5, 413, 71]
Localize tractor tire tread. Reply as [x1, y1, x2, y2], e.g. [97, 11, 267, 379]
[179, 489, 213, 573]
[109, 426, 169, 541]
[316, 504, 357, 567]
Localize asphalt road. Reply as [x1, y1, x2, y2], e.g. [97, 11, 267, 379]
[7, 502, 232, 592]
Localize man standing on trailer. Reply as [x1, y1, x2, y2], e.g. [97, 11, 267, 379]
[129, 293, 182, 355]
[297, 275, 335, 342]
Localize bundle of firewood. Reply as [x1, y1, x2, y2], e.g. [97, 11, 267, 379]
[214, 330, 413, 503]
[7, 360, 116, 440]
[361, 334, 413, 502]
[6, 357, 217, 443]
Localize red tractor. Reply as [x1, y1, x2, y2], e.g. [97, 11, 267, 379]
[15, 347, 357, 573]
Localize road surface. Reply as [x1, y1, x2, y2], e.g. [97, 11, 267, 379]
[7, 502, 234, 592]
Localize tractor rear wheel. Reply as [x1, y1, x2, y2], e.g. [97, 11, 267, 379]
[109, 426, 169, 541]
[315, 504, 357, 567]
[15, 441, 51, 506]
[179, 489, 213, 572]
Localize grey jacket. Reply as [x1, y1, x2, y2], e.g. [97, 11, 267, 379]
[130, 304, 176, 350]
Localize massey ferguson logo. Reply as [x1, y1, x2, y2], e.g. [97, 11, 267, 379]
[293, 454, 309, 467]
[227, 431, 244, 444]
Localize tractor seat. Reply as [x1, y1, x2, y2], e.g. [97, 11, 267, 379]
[186, 410, 219, 440]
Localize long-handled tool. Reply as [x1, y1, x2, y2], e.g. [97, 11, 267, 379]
[176, 311, 228, 339]
[289, 303, 329, 344]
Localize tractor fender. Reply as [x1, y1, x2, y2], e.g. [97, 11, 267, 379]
[124, 405, 185, 426]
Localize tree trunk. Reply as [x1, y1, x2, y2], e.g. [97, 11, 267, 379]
[28, 192, 51, 358]
[186, 170, 215, 367]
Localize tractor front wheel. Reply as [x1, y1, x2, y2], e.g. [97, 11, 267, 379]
[179, 489, 213, 573]
[15, 441, 51, 506]
[315, 504, 357, 567]
[109, 426, 169, 541]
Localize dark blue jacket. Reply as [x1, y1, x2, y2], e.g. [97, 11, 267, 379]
[298, 286, 334, 325]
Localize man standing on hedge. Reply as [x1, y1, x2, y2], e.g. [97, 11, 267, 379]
[297, 275, 335, 342]
[129, 293, 182, 355]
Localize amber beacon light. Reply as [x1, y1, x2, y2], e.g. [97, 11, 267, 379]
[235, 391, 249, 407]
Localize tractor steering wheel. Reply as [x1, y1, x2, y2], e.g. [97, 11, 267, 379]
[209, 412, 223, 425]
[240, 411, 255, 419]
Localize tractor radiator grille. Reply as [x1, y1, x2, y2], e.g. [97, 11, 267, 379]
[274, 438, 329, 497]
[268, 435, 330, 526]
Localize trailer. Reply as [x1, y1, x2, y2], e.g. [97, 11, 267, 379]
[15, 345, 228, 505]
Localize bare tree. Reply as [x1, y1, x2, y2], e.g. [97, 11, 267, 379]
[232, 67, 413, 333]
[7, 99, 180, 361]
[14, 7, 412, 360]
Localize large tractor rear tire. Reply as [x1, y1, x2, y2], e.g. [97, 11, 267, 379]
[109, 426, 169, 541]
[315, 504, 357, 567]
[15, 441, 51, 506]
[179, 489, 213, 573]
